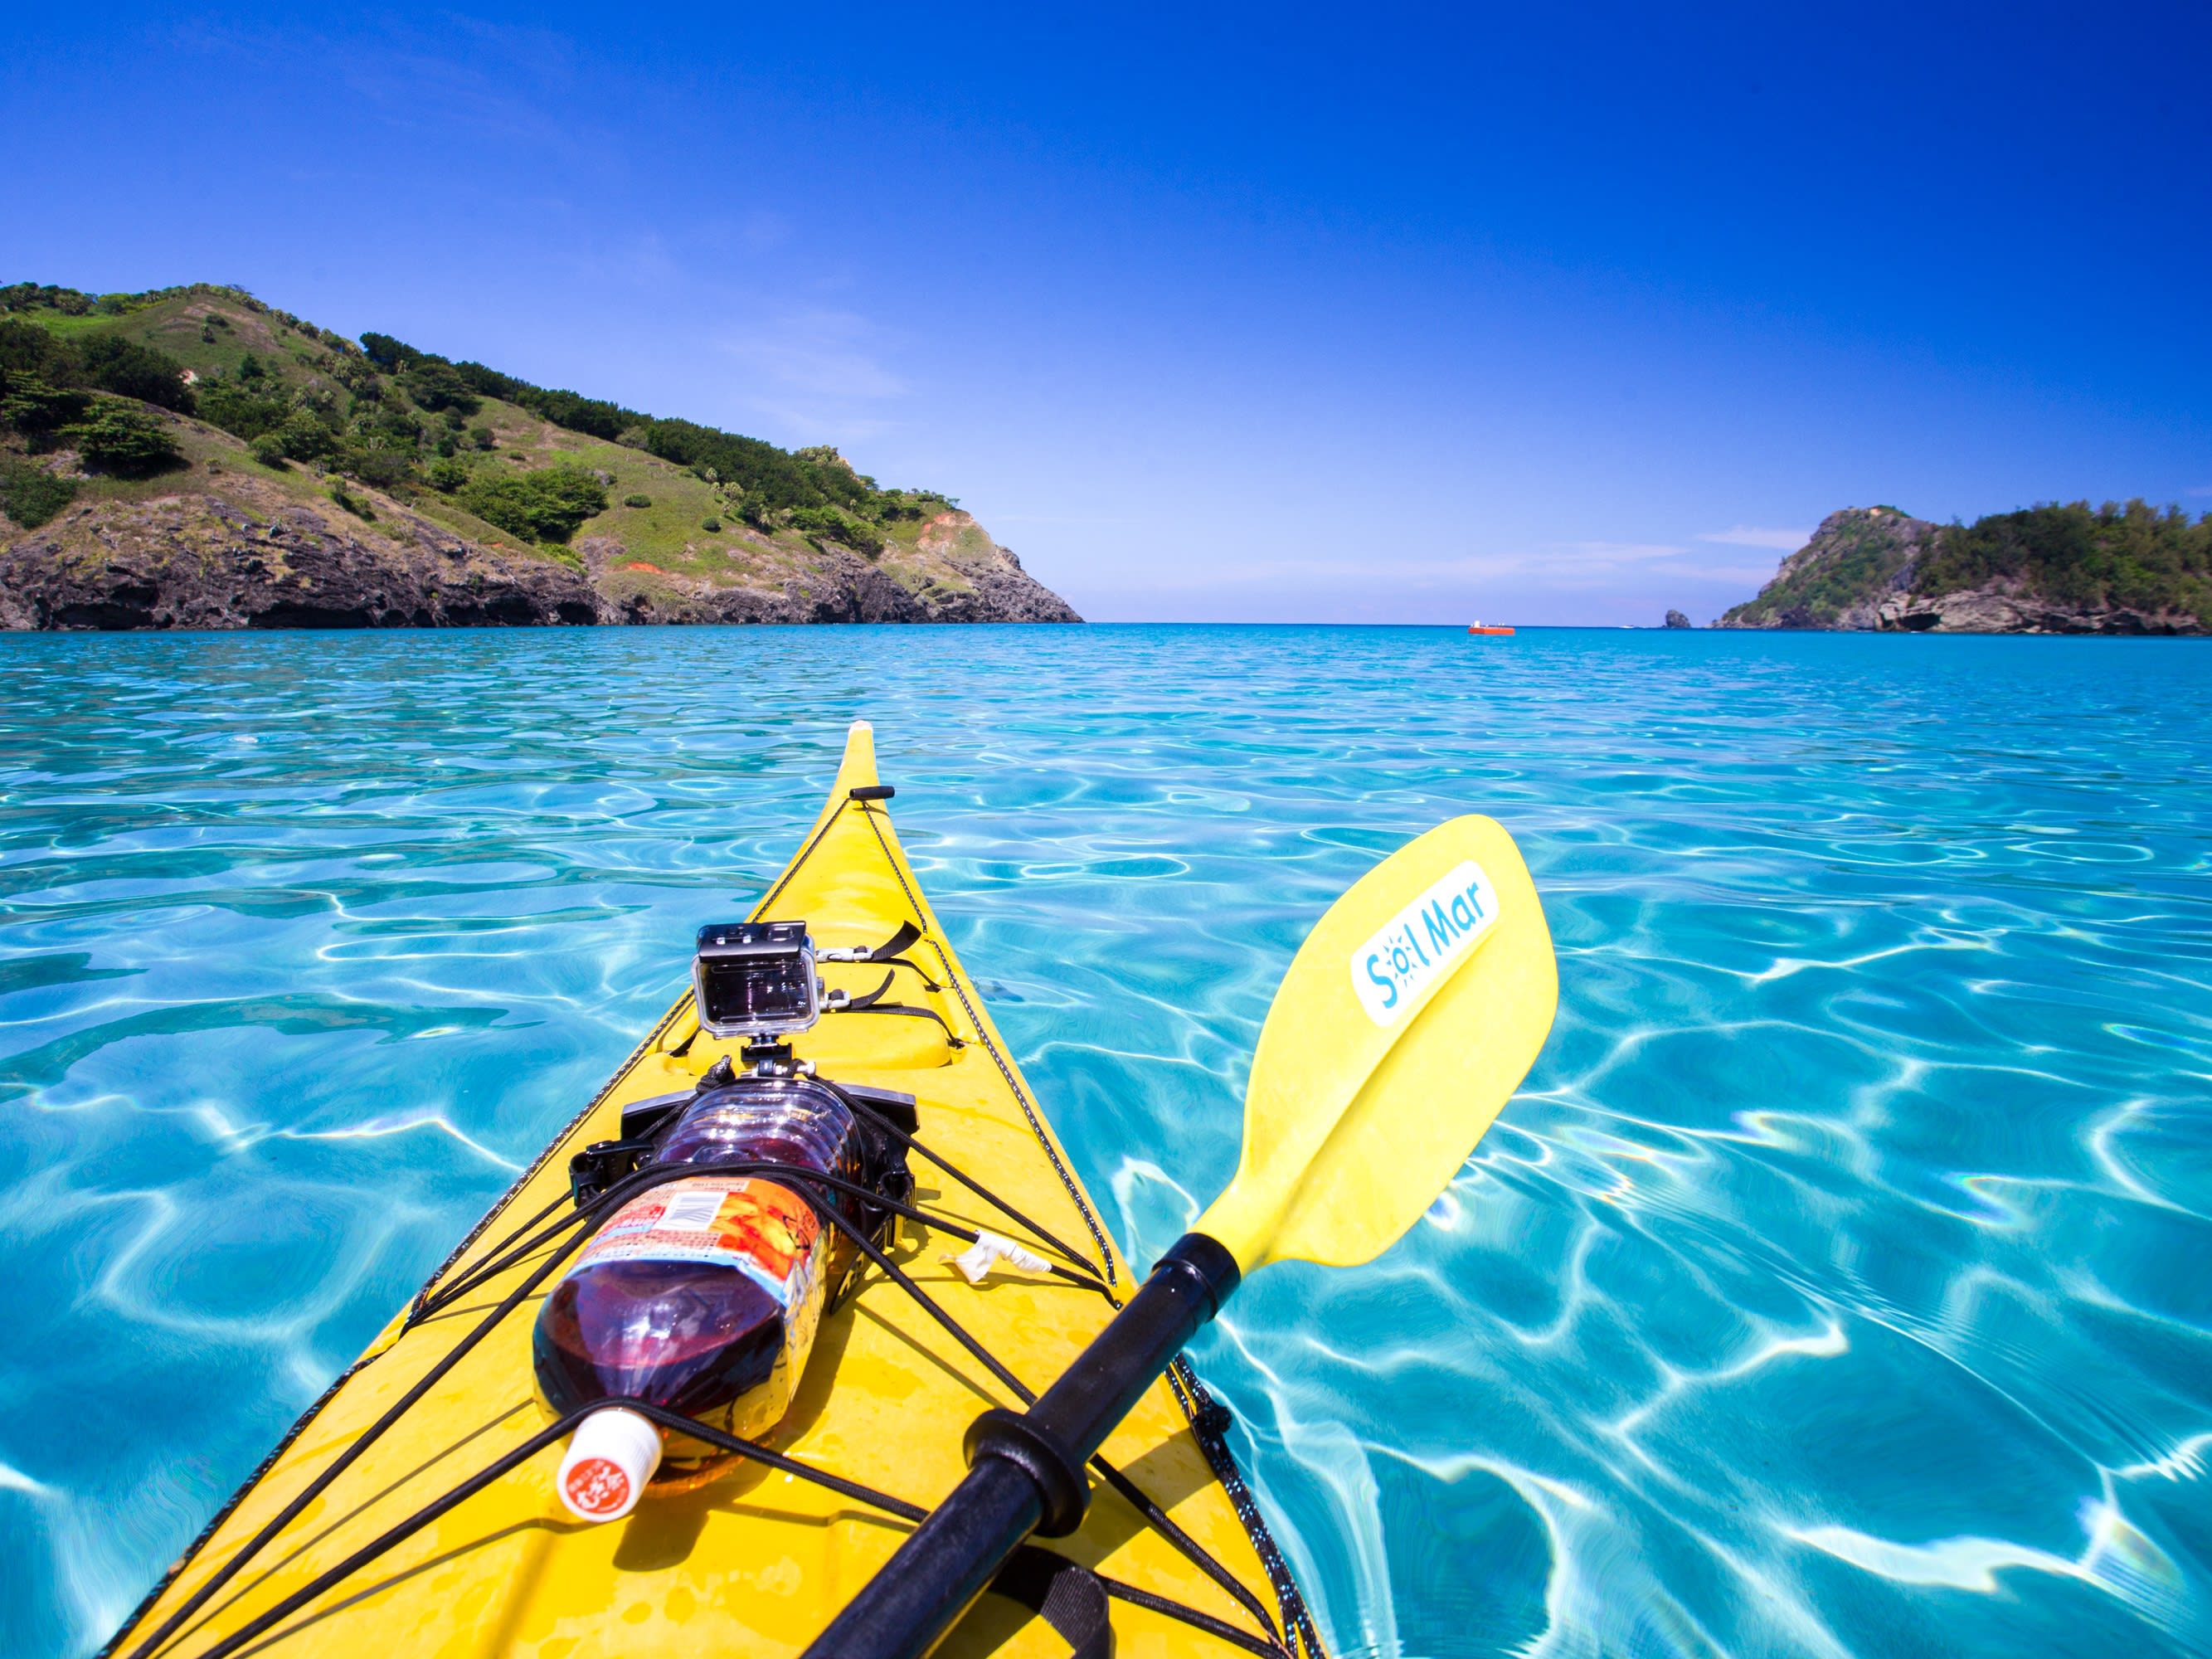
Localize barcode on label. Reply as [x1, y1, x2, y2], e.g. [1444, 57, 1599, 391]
[659, 1190, 726, 1232]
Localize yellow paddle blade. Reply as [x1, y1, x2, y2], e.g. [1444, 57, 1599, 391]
[1195, 815, 1558, 1272]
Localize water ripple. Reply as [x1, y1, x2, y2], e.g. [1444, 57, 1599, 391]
[0, 625, 2207, 1657]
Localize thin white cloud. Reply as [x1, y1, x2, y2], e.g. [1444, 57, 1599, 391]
[716, 308, 908, 440]
[1560, 541, 1690, 560]
[2187, 484, 2212, 499]
[1083, 541, 1776, 595]
[1699, 525, 1812, 550]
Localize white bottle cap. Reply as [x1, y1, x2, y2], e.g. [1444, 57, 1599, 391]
[556, 1407, 663, 1522]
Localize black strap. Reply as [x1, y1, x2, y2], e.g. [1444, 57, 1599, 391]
[872, 955, 942, 990]
[994, 1549, 1112, 1659]
[832, 975, 966, 1048]
[870, 919, 923, 961]
[846, 971, 898, 1010]
[844, 1003, 965, 1047]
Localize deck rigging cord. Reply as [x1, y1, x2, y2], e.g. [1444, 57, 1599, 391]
[103, 778, 1324, 1659]
[117, 1148, 1295, 1659]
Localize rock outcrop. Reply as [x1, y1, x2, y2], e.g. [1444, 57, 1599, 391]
[0, 480, 1081, 630]
[1664, 609, 1691, 629]
[0, 280, 1088, 630]
[0, 481, 598, 630]
[1714, 504, 2207, 635]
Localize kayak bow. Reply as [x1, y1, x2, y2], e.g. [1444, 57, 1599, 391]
[106, 722, 1320, 1659]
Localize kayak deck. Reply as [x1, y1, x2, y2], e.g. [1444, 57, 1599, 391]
[106, 722, 1315, 1659]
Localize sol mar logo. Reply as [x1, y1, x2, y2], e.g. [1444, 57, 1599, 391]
[1349, 860, 1499, 1027]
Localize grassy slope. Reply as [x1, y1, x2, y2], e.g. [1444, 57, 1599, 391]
[5, 292, 555, 560]
[1719, 508, 1921, 627]
[6, 286, 999, 608]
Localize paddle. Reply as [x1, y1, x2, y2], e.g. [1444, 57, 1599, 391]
[803, 815, 1558, 1659]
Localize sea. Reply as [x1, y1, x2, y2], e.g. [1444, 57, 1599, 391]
[2, 624, 2207, 1658]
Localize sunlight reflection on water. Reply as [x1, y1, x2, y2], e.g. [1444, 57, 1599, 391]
[1, 625, 2207, 1657]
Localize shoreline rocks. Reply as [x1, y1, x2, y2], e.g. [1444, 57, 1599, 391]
[0, 481, 1082, 630]
[1714, 505, 2207, 635]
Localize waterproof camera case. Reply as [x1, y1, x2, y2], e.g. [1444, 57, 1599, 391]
[693, 921, 819, 1037]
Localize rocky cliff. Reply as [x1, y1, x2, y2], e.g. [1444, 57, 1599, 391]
[0, 465, 1078, 630]
[1715, 503, 2208, 634]
[0, 282, 1080, 630]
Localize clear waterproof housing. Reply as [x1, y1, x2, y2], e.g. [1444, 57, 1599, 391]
[694, 920, 819, 1036]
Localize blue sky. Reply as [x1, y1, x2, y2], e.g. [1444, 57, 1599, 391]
[7, 3, 2208, 623]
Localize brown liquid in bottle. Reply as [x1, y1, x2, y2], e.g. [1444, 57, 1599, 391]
[533, 1080, 863, 1509]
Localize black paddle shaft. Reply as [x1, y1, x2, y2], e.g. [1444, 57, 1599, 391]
[802, 1232, 1242, 1659]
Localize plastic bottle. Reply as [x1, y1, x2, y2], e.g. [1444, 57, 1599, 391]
[533, 1078, 863, 1521]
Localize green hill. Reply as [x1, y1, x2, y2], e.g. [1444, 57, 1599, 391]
[1714, 503, 2209, 634]
[0, 280, 1078, 627]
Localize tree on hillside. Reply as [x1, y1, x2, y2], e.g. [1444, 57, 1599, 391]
[0, 377, 94, 447]
[0, 319, 56, 373]
[1919, 500, 2211, 615]
[0, 318, 196, 415]
[401, 360, 480, 416]
[78, 336, 197, 412]
[358, 332, 422, 371]
[458, 465, 608, 544]
[196, 377, 294, 442]
[63, 401, 182, 474]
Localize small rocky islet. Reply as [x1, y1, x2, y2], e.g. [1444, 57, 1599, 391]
[0, 282, 1079, 630]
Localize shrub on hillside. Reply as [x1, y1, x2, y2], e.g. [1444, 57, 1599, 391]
[350, 404, 422, 450]
[196, 378, 293, 442]
[623, 493, 651, 508]
[358, 332, 421, 371]
[0, 457, 79, 528]
[250, 432, 288, 468]
[343, 445, 416, 489]
[329, 482, 376, 520]
[1918, 500, 2212, 616]
[789, 503, 885, 556]
[425, 457, 472, 492]
[79, 337, 196, 413]
[401, 360, 480, 416]
[333, 356, 382, 396]
[275, 411, 337, 463]
[0, 284, 95, 315]
[458, 464, 608, 544]
[0, 318, 59, 374]
[0, 320, 194, 423]
[0, 377, 94, 446]
[63, 401, 182, 474]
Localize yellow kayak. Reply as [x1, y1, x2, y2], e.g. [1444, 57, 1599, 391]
[105, 722, 1319, 1659]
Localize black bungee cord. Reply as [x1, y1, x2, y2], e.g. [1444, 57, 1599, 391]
[123, 778, 1319, 1659]
[127, 1154, 1293, 1659]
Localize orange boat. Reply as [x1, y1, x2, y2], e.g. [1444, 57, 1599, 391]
[1467, 620, 1515, 636]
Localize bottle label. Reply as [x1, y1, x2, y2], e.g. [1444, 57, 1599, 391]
[573, 1175, 822, 1307]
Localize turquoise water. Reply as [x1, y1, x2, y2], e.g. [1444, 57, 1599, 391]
[2, 625, 2209, 1658]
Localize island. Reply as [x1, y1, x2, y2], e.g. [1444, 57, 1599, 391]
[0, 282, 1080, 629]
[1714, 504, 2208, 634]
